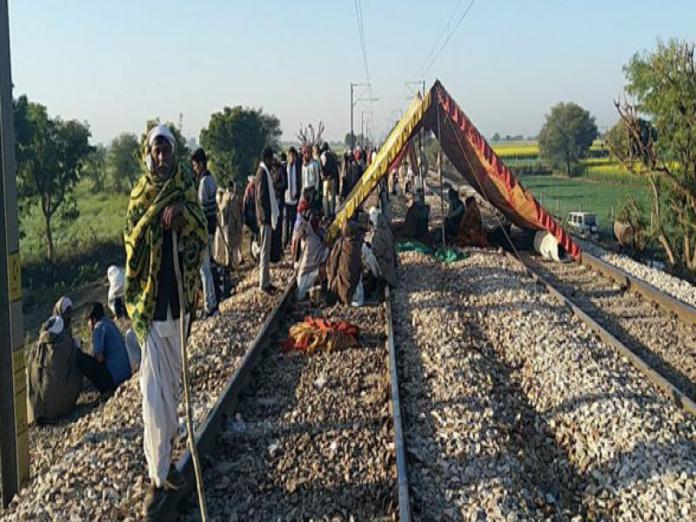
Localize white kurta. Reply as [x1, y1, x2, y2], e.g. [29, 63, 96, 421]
[139, 312, 189, 487]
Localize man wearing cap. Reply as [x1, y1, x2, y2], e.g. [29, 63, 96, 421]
[124, 124, 207, 517]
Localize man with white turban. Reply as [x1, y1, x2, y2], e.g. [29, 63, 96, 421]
[124, 124, 207, 518]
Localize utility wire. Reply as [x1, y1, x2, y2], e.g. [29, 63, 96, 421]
[415, 0, 464, 78]
[417, 0, 477, 80]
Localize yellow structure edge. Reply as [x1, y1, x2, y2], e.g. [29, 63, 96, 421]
[326, 90, 432, 243]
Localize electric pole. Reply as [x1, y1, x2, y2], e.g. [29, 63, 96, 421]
[0, 0, 28, 506]
[406, 80, 427, 191]
[350, 82, 378, 150]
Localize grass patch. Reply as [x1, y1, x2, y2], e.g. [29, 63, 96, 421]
[20, 180, 129, 336]
[20, 181, 129, 262]
[518, 174, 650, 235]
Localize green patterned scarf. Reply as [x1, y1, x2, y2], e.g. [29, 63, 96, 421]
[124, 168, 207, 344]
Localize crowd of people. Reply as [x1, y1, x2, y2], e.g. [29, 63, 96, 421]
[25, 119, 496, 518]
[25, 119, 500, 520]
[25, 123, 396, 518]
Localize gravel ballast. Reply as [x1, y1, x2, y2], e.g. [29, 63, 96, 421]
[2, 263, 293, 521]
[394, 248, 696, 521]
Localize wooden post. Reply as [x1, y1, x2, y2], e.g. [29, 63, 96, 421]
[437, 102, 445, 250]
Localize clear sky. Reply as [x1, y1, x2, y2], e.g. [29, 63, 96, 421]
[7, 1, 696, 145]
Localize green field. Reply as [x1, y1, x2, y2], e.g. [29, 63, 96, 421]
[21, 181, 128, 263]
[20, 181, 128, 336]
[518, 174, 650, 235]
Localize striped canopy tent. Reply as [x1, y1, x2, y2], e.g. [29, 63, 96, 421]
[328, 80, 580, 261]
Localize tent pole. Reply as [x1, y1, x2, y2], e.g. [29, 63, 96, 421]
[436, 101, 445, 250]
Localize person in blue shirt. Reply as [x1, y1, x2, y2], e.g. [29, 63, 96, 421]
[76, 302, 132, 393]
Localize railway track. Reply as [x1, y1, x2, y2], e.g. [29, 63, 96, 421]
[392, 185, 696, 518]
[157, 281, 410, 520]
[424, 174, 696, 415]
[522, 253, 696, 414]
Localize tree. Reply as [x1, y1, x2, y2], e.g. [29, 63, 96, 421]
[13, 97, 92, 261]
[605, 117, 656, 167]
[538, 102, 597, 176]
[81, 144, 107, 192]
[344, 132, 367, 148]
[491, 132, 501, 142]
[199, 106, 282, 186]
[107, 133, 140, 193]
[613, 39, 696, 271]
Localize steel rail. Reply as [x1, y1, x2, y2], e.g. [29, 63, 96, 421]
[155, 281, 296, 521]
[424, 179, 696, 416]
[517, 256, 696, 416]
[384, 286, 411, 522]
[579, 252, 696, 327]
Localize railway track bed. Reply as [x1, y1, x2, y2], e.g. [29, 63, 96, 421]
[179, 299, 398, 521]
[393, 232, 696, 520]
[523, 252, 696, 406]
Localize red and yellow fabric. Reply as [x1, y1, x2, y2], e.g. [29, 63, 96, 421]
[282, 317, 360, 355]
[327, 80, 580, 260]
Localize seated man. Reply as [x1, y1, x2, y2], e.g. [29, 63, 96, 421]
[76, 302, 132, 393]
[295, 207, 329, 300]
[27, 316, 82, 424]
[402, 189, 430, 241]
[327, 219, 365, 306]
[444, 187, 465, 241]
[457, 196, 489, 247]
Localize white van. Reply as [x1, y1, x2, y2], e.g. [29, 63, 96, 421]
[567, 212, 599, 238]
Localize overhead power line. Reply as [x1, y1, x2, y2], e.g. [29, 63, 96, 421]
[417, 0, 477, 79]
[415, 0, 464, 78]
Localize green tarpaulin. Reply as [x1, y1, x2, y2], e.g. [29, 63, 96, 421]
[396, 241, 467, 264]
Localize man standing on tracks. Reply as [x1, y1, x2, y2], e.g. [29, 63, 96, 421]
[124, 124, 207, 518]
[320, 142, 339, 219]
[301, 144, 320, 212]
[255, 146, 280, 293]
[191, 148, 220, 317]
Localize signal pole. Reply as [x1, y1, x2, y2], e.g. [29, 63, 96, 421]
[0, 0, 28, 506]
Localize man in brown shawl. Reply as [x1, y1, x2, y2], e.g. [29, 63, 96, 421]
[368, 207, 398, 288]
[456, 196, 488, 247]
[327, 219, 364, 305]
[27, 315, 82, 424]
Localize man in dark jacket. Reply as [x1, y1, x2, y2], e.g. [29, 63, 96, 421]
[342, 149, 363, 200]
[255, 146, 279, 292]
[271, 154, 288, 262]
[444, 186, 465, 241]
[403, 188, 430, 241]
[284, 147, 302, 249]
